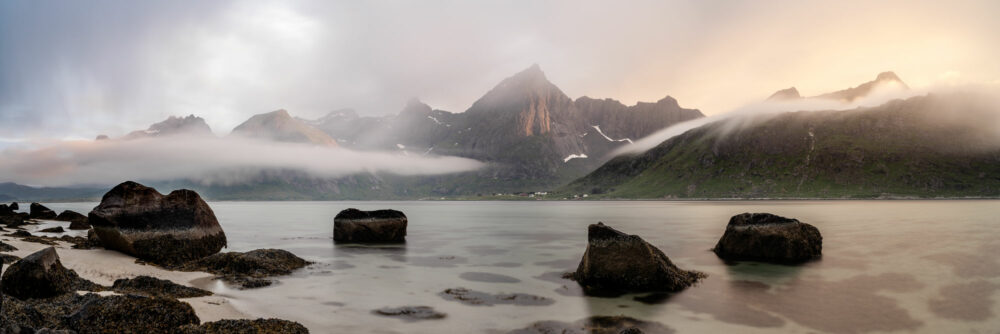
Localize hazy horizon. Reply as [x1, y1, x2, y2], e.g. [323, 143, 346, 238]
[3, 0, 1000, 141]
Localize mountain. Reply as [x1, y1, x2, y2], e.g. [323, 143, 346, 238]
[560, 91, 1000, 199]
[0, 182, 105, 202]
[768, 71, 908, 102]
[122, 115, 213, 139]
[231, 109, 339, 146]
[302, 64, 704, 191]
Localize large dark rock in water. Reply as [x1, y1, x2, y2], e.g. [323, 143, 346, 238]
[54, 210, 89, 230]
[9, 202, 17, 210]
[88, 181, 227, 265]
[713, 213, 822, 263]
[29, 203, 57, 220]
[333, 208, 407, 243]
[573, 223, 705, 295]
[1, 247, 96, 299]
[65, 294, 200, 333]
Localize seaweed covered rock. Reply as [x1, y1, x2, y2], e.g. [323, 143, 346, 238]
[1, 247, 99, 299]
[179, 319, 309, 334]
[38, 226, 65, 233]
[509, 316, 673, 334]
[111, 276, 212, 298]
[65, 294, 199, 333]
[88, 181, 227, 265]
[54, 210, 89, 230]
[712, 213, 822, 263]
[29, 203, 57, 220]
[180, 249, 309, 289]
[573, 223, 704, 296]
[333, 208, 407, 243]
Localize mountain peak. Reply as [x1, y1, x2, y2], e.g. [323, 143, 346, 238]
[401, 98, 433, 115]
[269, 109, 292, 119]
[767, 87, 802, 101]
[232, 109, 338, 147]
[876, 71, 901, 82]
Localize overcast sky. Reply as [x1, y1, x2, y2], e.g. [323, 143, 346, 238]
[2, 0, 998, 140]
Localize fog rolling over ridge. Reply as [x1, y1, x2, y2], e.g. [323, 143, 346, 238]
[564, 83, 1000, 199]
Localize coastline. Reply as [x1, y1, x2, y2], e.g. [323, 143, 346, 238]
[1, 236, 252, 322]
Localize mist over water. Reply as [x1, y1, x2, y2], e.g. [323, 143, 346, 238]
[38, 200, 1000, 333]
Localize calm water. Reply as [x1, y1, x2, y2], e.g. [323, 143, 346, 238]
[41, 200, 1000, 333]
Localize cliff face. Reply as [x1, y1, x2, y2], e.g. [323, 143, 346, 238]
[574, 96, 705, 140]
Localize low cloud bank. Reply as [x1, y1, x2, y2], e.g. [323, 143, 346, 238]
[612, 81, 999, 156]
[0, 136, 484, 187]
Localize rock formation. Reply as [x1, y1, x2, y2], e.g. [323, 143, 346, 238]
[29, 203, 57, 220]
[572, 223, 704, 295]
[713, 213, 822, 263]
[333, 208, 407, 243]
[88, 181, 227, 265]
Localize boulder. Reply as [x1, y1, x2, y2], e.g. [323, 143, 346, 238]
[1, 247, 94, 299]
[29, 203, 57, 220]
[712, 213, 822, 263]
[572, 223, 705, 295]
[87, 181, 227, 266]
[333, 208, 407, 243]
[65, 294, 200, 333]
[54, 210, 89, 230]
[9, 202, 17, 210]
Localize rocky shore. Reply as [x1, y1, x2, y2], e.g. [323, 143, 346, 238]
[1, 182, 312, 333]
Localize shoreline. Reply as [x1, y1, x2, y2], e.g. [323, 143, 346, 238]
[1, 236, 253, 322]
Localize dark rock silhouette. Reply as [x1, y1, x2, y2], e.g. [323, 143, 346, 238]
[1, 247, 99, 299]
[713, 213, 822, 263]
[333, 208, 407, 243]
[54, 210, 89, 230]
[573, 223, 704, 295]
[29, 203, 57, 220]
[88, 181, 227, 266]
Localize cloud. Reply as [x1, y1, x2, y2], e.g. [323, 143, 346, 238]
[0, 136, 484, 187]
[3, 1, 1000, 141]
[611, 81, 1000, 156]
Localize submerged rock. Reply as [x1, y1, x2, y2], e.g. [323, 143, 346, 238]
[111, 276, 212, 298]
[0, 240, 16, 252]
[372, 306, 446, 321]
[29, 203, 57, 220]
[179, 249, 310, 289]
[333, 208, 407, 243]
[88, 181, 227, 266]
[508, 316, 674, 334]
[438, 288, 554, 306]
[54, 210, 89, 230]
[1, 247, 100, 299]
[178, 319, 309, 334]
[65, 294, 200, 333]
[572, 223, 705, 296]
[712, 213, 822, 263]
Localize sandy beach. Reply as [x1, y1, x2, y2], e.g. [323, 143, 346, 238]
[1, 229, 251, 323]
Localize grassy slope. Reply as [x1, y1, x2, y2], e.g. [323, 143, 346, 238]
[561, 94, 1000, 199]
